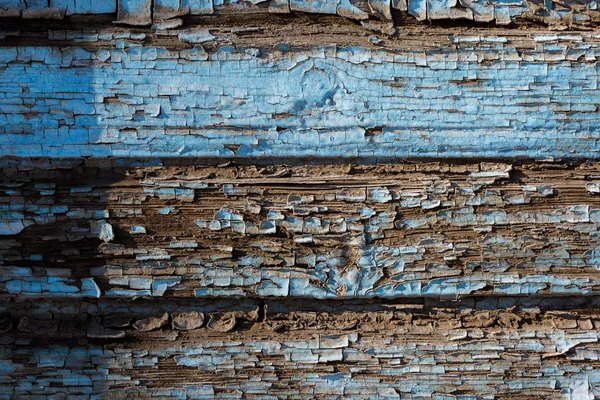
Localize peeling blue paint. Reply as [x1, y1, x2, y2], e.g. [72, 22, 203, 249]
[1, 44, 600, 160]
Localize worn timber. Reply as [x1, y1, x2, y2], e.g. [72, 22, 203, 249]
[2, 161, 600, 397]
[3, 1, 600, 398]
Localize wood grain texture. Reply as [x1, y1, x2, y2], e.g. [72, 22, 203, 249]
[1, 160, 600, 397]
[3, 160, 600, 300]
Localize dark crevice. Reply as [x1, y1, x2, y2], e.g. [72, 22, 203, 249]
[0, 157, 591, 169]
[258, 299, 267, 322]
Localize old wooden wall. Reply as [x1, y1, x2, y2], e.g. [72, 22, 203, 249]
[2, 0, 600, 398]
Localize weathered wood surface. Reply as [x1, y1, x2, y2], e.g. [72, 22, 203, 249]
[3, 0, 600, 27]
[3, 2, 600, 398]
[1, 161, 600, 398]
[3, 161, 600, 299]
[2, 297, 600, 398]
[2, 32, 600, 160]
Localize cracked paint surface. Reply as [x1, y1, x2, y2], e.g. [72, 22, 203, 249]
[2, 38, 600, 160]
[2, 161, 600, 397]
[4, 161, 600, 301]
[2, 5, 600, 399]
[3, 0, 600, 27]
[2, 297, 600, 398]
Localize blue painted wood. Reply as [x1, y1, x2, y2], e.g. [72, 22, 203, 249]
[2, 0, 599, 25]
[182, 0, 213, 13]
[49, 0, 117, 14]
[1, 43, 600, 160]
[3, 6, 600, 399]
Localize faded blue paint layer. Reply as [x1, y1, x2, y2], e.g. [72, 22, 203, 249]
[49, 0, 117, 14]
[1, 43, 600, 160]
[0, 327, 599, 398]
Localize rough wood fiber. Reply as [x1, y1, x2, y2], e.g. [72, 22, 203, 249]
[2, 297, 600, 398]
[4, 162, 600, 299]
[1, 161, 600, 398]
